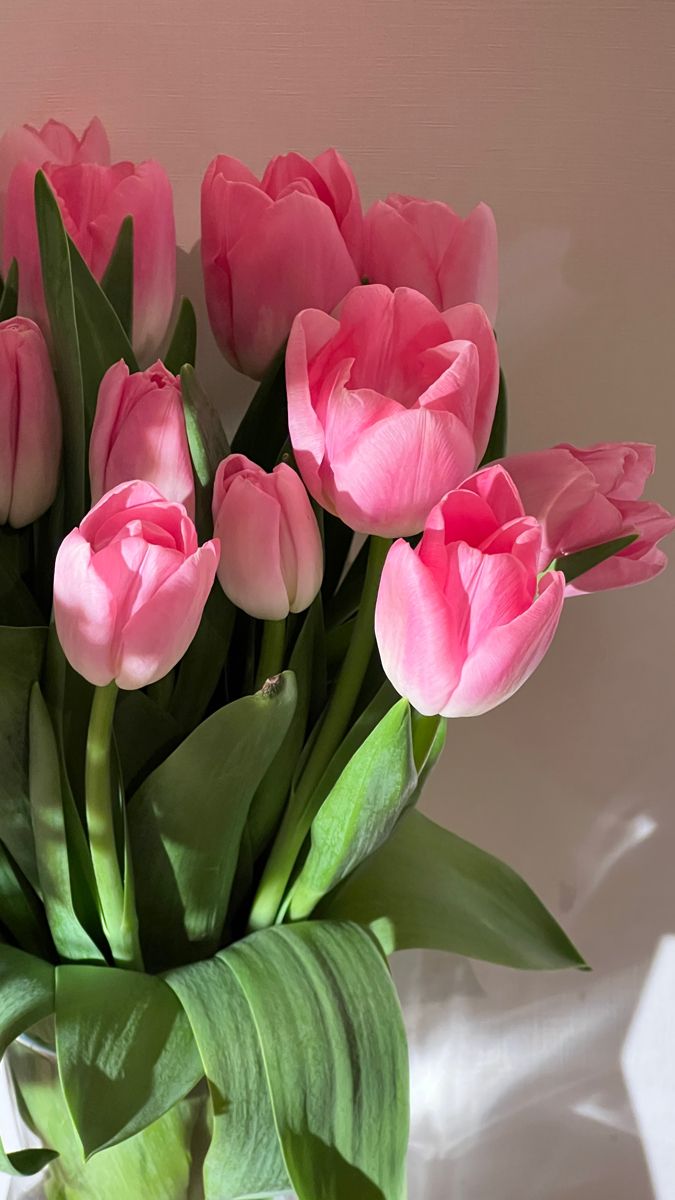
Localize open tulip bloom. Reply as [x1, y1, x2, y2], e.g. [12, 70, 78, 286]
[0, 117, 671, 1200]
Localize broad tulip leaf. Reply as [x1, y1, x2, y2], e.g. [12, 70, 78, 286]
[552, 533, 639, 584]
[0, 945, 57, 1176]
[0, 841, 53, 960]
[164, 298, 197, 374]
[325, 537, 369, 628]
[247, 599, 325, 863]
[35, 170, 86, 529]
[168, 585, 235, 736]
[224, 921, 409, 1200]
[68, 235, 138, 428]
[29, 684, 104, 963]
[289, 699, 417, 920]
[55, 964, 203, 1157]
[0, 258, 18, 320]
[479, 365, 507, 466]
[232, 342, 287, 470]
[318, 809, 586, 970]
[128, 674, 297, 970]
[101, 215, 133, 338]
[165, 953, 289, 1200]
[322, 512, 354, 602]
[0, 530, 44, 627]
[114, 689, 182, 789]
[0, 626, 47, 889]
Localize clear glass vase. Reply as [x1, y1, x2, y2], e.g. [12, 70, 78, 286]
[5, 1026, 212, 1200]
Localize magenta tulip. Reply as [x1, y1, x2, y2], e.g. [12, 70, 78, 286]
[54, 481, 219, 689]
[500, 442, 675, 593]
[3, 158, 175, 361]
[375, 465, 565, 717]
[201, 149, 362, 379]
[212, 454, 323, 620]
[0, 116, 109, 235]
[364, 194, 498, 324]
[89, 360, 194, 517]
[0, 316, 61, 528]
[286, 284, 499, 537]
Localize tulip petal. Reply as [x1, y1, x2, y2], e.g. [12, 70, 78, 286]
[227, 191, 360, 378]
[442, 569, 564, 717]
[10, 320, 62, 527]
[53, 531, 118, 686]
[286, 308, 341, 505]
[116, 541, 219, 689]
[460, 464, 525, 525]
[375, 540, 462, 715]
[272, 464, 324, 612]
[363, 200, 442, 305]
[557, 441, 655, 501]
[438, 202, 499, 324]
[214, 478, 290, 621]
[442, 303, 499, 457]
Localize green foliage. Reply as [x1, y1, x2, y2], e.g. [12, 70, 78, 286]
[319, 808, 587, 970]
[128, 675, 297, 970]
[552, 533, 639, 583]
[100, 217, 133, 339]
[0, 625, 47, 888]
[0, 259, 18, 320]
[164, 298, 197, 375]
[0, 945, 57, 1175]
[231, 342, 288, 469]
[479, 365, 508, 465]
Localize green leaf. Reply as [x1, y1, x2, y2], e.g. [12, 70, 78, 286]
[29, 683, 104, 963]
[0, 258, 18, 321]
[55, 964, 203, 1158]
[289, 699, 418, 920]
[0, 625, 47, 889]
[479, 366, 507, 466]
[164, 298, 197, 374]
[0, 841, 53, 959]
[0, 944, 57, 1175]
[68, 235, 138, 430]
[551, 533, 639, 584]
[179, 363, 230, 546]
[322, 512, 354, 602]
[318, 809, 586, 970]
[223, 921, 409, 1200]
[101, 216, 133, 339]
[325, 537, 369, 628]
[35, 170, 86, 530]
[231, 342, 287, 470]
[128, 673, 297, 970]
[114, 689, 182, 789]
[165, 952, 289, 1200]
[168, 584, 235, 736]
[0, 529, 45, 626]
[246, 599, 325, 863]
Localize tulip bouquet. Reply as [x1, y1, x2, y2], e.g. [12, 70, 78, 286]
[0, 118, 672, 1200]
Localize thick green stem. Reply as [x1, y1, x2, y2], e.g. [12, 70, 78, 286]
[254, 619, 287, 691]
[248, 535, 391, 931]
[85, 683, 141, 969]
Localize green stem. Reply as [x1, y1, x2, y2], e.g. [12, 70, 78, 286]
[248, 535, 391, 931]
[255, 619, 287, 691]
[85, 683, 141, 969]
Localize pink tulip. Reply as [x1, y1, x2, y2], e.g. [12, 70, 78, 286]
[201, 149, 362, 378]
[54, 481, 219, 689]
[0, 316, 61, 528]
[375, 465, 565, 717]
[89, 360, 194, 517]
[212, 454, 323, 620]
[286, 284, 499, 537]
[3, 158, 175, 361]
[364, 195, 498, 325]
[500, 443, 675, 593]
[0, 117, 109, 235]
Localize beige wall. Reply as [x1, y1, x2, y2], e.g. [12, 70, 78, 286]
[1, 2, 674, 1196]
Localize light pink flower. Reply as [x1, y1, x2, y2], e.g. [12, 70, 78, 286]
[90, 360, 194, 517]
[500, 442, 675, 593]
[375, 465, 565, 716]
[3, 158, 175, 361]
[0, 116, 109, 234]
[0, 316, 61, 528]
[54, 481, 219, 689]
[212, 454, 323, 620]
[286, 284, 499, 537]
[364, 194, 498, 324]
[201, 149, 362, 378]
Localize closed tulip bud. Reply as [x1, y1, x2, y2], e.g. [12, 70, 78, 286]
[286, 284, 499, 537]
[3, 158, 175, 361]
[0, 316, 61, 528]
[212, 454, 323, 620]
[364, 194, 498, 324]
[54, 481, 219, 689]
[201, 149, 362, 378]
[0, 116, 109, 237]
[500, 442, 675, 593]
[90, 360, 194, 517]
[375, 465, 565, 717]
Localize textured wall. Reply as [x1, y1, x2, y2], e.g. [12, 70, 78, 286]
[1, 2, 674, 1196]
